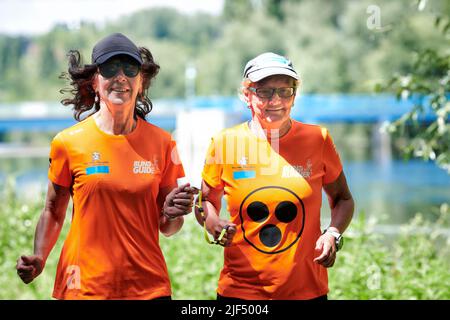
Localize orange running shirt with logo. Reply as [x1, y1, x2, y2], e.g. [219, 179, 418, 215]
[202, 120, 343, 299]
[48, 116, 184, 299]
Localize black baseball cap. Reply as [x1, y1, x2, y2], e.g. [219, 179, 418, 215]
[91, 33, 143, 65]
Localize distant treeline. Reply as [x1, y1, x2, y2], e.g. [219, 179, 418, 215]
[0, 0, 448, 101]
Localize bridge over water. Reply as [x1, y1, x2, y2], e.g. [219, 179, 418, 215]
[0, 94, 433, 133]
[1, 95, 447, 227]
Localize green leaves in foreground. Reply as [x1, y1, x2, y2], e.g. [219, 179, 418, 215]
[329, 206, 450, 300]
[1, 181, 449, 299]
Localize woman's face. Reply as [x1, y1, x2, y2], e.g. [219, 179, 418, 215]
[245, 75, 297, 128]
[93, 55, 143, 111]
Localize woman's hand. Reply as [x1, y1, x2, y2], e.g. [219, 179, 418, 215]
[163, 183, 198, 221]
[206, 218, 236, 247]
[313, 233, 337, 268]
[16, 255, 44, 284]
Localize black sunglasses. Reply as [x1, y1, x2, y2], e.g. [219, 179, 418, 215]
[248, 87, 296, 99]
[98, 58, 140, 78]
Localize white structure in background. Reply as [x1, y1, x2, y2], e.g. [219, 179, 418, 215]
[175, 109, 225, 189]
[175, 62, 226, 188]
[185, 63, 197, 100]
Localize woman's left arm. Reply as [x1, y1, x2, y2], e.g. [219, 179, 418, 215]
[323, 171, 354, 234]
[314, 171, 354, 267]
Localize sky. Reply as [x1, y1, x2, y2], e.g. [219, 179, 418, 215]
[0, 0, 224, 35]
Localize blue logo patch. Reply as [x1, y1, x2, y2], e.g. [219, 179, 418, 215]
[86, 166, 110, 175]
[233, 170, 256, 180]
[269, 56, 289, 64]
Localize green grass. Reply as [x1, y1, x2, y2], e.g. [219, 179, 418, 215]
[160, 214, 223, 300]
[1, 179, 449, 299]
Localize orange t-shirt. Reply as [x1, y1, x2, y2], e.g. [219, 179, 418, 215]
[48, 116, 184, 299]
[202, 120, 342, 299]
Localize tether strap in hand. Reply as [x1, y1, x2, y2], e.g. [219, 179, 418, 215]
[196, 191, 227, 245]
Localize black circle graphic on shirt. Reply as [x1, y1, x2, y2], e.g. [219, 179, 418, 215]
[239, 186, 305, 255]
[259, 224, 282, 247]
[275, 201, 297, 223]
[247, 201, 269, 222]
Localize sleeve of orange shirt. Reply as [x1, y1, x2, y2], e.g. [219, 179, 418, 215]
[322, 130, 343, 185]
[48, 134, 72, 187]
[159, 140, 185, 188]
[201, 136, 224, 189]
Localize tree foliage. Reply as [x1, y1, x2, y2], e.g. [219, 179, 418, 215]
[378, 0, 450, 172]
[0, 0, 448, 102]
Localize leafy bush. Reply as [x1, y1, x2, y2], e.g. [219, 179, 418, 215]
[329, 206, 450, 300]
[1, 179, 448, 299]
[0, 178, 69, 299]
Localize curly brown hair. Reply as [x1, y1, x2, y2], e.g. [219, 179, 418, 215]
[60, 47, 160, 121]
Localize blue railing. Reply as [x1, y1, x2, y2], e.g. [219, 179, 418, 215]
[0, 94, 435, 132]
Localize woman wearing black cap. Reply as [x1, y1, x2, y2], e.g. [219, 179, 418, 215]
[16, 33, 197, 299]
[195, 52, 354, 300]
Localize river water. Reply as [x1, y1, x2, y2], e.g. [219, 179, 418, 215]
[1, 153, 448, 227]
[0, 97, 448, 227]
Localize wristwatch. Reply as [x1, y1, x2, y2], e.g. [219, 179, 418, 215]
[323, 228, 344, 251]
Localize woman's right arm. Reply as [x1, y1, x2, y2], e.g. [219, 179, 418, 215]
[194, 180, 236, 246]
[16, 181, 70, 284]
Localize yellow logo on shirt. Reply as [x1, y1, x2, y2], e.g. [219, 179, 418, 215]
[239, 186, 305, 254]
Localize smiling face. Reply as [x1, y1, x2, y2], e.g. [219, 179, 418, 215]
[93, 55, 143, 112]
[245, 75, 297, 129]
